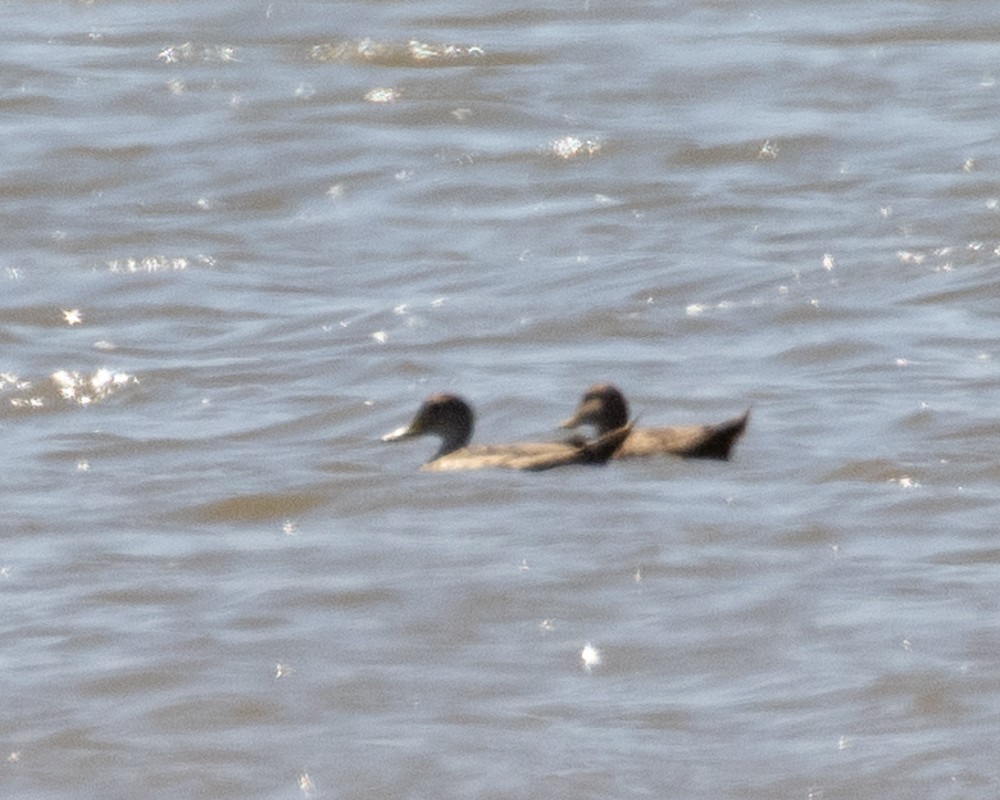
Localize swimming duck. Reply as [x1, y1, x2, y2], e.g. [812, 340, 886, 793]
[560, 383, 749, 460]
[382, 393, 631, 471]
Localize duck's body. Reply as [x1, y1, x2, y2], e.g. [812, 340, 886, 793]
[383, 393, 630, 471]
[561, 383, 748, 460]
[416, 436, 625, 472]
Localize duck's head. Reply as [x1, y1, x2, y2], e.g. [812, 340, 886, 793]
[382, 393, 474, 457]
[560, 383, 629, 434]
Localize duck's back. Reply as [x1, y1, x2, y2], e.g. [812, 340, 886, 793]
[616, 410, 749, 460]
[423, 425, 632, 471]
[422, 441, 580, 471]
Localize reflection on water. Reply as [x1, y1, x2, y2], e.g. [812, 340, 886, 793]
[310, 38, 489, 66]
[2, 368, 138, 411]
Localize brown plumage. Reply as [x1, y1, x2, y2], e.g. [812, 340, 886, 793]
[560, 383, 749, 460]
[382, 393, 632, 471]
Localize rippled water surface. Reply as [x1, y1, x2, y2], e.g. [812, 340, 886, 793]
[3, 2, 1000, 798]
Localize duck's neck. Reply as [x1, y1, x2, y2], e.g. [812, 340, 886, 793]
[597, 395, 629, 433]
[432, 429, 471, 459]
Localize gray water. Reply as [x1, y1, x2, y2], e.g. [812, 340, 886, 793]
[3, 2, 1000, 798]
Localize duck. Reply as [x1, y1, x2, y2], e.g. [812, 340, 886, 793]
[560, 383, 749, 460]
[382, 393, 632, 471]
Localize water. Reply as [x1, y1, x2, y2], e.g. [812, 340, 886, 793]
[3, 1, 1000, 798]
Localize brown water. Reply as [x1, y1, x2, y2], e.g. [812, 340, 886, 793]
[3, 2, 1000, 798]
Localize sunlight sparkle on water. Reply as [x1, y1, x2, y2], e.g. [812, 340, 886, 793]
[581, 642, 601, 671]
[1, 372, 31, 392]
[158, 42, 193, 63]
[757, 139, 778, 159]
[365, 87, 400, 103]
[298, 773, 315, 796]
[896, 250, 925, 265]
[311, 38, 484, 65]
[51, 369, 138, 405]
[106, 255, 200, 274]
[550, 136, 601, 159]
[158, 43, 238, 63]
[6, 367, 139, 409]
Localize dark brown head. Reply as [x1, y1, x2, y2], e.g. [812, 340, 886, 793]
[559, 383, 629, 434]
[382, 393, 475, 457]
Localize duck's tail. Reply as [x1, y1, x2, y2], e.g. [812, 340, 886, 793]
[686, 407, 750, 460]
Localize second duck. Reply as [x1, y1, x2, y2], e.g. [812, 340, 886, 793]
[560, 383, 749, 460]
